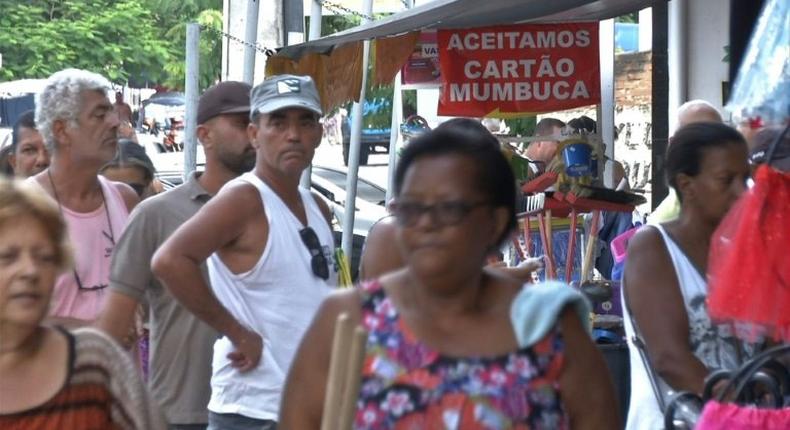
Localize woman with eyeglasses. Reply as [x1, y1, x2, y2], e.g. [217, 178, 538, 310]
[280, 118, 619, 429]
[100, 138, 160, 379]
[0, 179, 165, 429]
[101, 139, 160, 199]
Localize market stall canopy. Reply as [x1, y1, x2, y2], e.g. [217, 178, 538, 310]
[267, 0, 656, 111]
[0, 79, 48, 98]
[143, 92, 185, 107]
[278, 0, 653, 58]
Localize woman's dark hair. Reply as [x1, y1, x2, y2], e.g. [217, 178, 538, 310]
[0, 145, 15, 177]
[394, 117, 517, 246]
[103, 139, 156, 183]
[666, 122, 747, 195]
[11, 110, 36, 152]
[568, 115, 596, 134]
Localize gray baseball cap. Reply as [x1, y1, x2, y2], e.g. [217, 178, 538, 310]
[251, 74, 322, 117]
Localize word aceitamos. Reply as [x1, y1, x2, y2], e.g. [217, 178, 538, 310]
[446, 30, 592, 51]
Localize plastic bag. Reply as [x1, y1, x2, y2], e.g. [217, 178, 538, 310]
[725, 0, 789, 126]
[696, 401, 790, 430]
[707, 164, 790, 341]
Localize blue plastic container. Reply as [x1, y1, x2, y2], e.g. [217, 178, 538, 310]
[562, 143, 592, 177]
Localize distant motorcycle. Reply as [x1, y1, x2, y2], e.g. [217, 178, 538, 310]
[400, 115, 431, 143]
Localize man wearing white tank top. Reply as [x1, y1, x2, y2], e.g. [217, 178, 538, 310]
[27, 69, 139, 328]
[153, 75, 337, 430]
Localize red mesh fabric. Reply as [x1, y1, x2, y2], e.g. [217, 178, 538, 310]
[696, 401, 790, 430]
[707, 165, 790, 342]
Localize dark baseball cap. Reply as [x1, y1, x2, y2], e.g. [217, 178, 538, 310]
[749, 127, 790, 171]
[197, 81, 252, 124]
[251, 74, 322, 117]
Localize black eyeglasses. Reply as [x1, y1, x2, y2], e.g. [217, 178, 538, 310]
[299, 227, 329, 280]
[74, 269, 109, 291]
[75, 229, 115, 291]
[390, 200, 491, 227]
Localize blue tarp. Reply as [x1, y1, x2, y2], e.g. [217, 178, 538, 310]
[0, 94, 35, 127]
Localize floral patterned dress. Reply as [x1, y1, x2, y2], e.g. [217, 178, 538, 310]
[355, 281, 568, 430]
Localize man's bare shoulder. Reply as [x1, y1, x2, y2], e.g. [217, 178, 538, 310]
[205, 180, 264, 219]
[216, 179, 261, 200]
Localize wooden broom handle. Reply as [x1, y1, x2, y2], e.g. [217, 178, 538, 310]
[581, 210, 601, 282]
[321, 313, 352, 430]
[337, 326, 369, 429]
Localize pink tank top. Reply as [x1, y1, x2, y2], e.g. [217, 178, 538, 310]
[33, 176, 129, 321]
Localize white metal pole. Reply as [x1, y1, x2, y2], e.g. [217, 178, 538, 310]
[599, 18, 615, 188]
[300, 0, 324, 189]
[385, 0, 413, 203]
[341, 0, 373, 265]
[385, 72, 403, 203]
[638, 7, 653, 52]
[242, 0, 260, 85]
[310, 0, 323, 40]
[184, 23, 200, 179]
[221, 0, 230, 81]
[668, 0, 688, 134]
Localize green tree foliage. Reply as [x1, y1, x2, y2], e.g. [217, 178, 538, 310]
[0, 0, 170, 83]
[143, 0, 220, 17]
[507, 116, 537, 137]
[616, 12, 638, 24]
[141, 0, 223, 90]
[160, 9, 224, 90]
[0, 0, 221, 91]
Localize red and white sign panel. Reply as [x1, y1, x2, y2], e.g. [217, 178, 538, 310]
[401, 30, 442, 89]
[437, 22, 600, 117]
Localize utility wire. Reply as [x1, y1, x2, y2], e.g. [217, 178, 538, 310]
[199, 0, 384, 54]
[198, 23, 276, 56]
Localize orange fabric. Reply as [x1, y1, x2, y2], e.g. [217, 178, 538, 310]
[373, 32, 420, 87]
[266, 42, 364, 113]
[0, 383, 119, 430]
[266, 32, 419, 113]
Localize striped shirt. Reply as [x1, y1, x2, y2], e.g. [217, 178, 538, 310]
[0, 328, 165, 430]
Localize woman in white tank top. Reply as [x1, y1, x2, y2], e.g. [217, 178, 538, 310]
[622, 123, 759, 429]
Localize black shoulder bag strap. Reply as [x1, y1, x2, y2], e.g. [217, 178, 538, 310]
[623, 280, 670, 413]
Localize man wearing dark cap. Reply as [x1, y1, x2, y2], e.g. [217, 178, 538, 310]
[153, 74, 337, 429]
[749, 126, 790, 173]
[97, 80, 254, 430]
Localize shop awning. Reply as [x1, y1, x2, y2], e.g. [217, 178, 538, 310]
[266, 0, 657, 112]
[276, 0, 654, 59]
